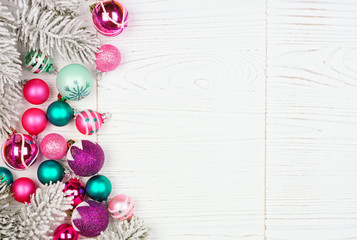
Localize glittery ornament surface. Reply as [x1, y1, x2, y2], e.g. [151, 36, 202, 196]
[40, 133, 67, 160]
[71, 200, 109, 237]
[108, 194, 135, 220]
[95, 44, 121, 72]
[67, 140, 105, 176]
[53, 224, 79, 240]
[64, 178, 87, 207]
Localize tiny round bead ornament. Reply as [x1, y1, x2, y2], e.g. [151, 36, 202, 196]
[53, 224, 79, 240]
[11, 177, 37, 203]
[108, 194, 135, 220]
[22, 108, 48, 136]
[75, 109, 111, 135]
[0, 167, 13, 186]
[56, 64, 93, 101]
[1, 133, 39, 170]
[23, 79, 50, 105]
[40, 133, 68, 160]
[67, 140, 105, 177]
[71, 200, 110, 238]
[92, 0, 129, 37]
[24, 50, 55, 74]
[95, 44, 121, 73]
[47, 101, 74, 127]
[64, 178, 87, 207]
[86, 175, 112, 202]
[37, 160, 65, 185]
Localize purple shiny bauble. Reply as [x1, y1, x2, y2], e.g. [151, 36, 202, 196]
[1, 133, 39, 170]
[71, 200, 109, 238]
[67, 140, 105, 177]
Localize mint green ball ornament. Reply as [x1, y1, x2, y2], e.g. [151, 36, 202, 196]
[47, 101, 74, 126]
[0, 167, 13, 186]
[37, 160, 65, 185]
[56, 64, 93, 101]
[86, 175, 112, 202]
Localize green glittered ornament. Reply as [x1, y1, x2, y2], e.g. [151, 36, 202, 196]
[24, 50, 55, 74]
[47, 100, 74, 126]
[56, 64, 94, 101]
[37, 160, 65, 185]
[86, 175, 112, 202]
[0, 167, 13, 186]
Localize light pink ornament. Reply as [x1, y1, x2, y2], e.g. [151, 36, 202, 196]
[22, 108, 48, 136]
[40, 133, 67, 160]
[23, 78, 50, 105]
[75, 109, 111, 135]
[11, 177, 37, 203]
[108, 194, 135, 220]
[95, 44, 121, 73]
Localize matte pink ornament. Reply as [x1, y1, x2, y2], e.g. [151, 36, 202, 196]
[1, 133, 39, 170]
[92, 0, 128, 36]
[108, 194, 135, 220]
[11, 177, 37, 203]
[53, 224, 79, 240]
[75, 109, 110, 135]
[63, 178, 87, 207]
[40, 133, 67, 160]
[22, 108, 48, 136]
[95, 44, 121, 73]
[23, 78, 50, 105]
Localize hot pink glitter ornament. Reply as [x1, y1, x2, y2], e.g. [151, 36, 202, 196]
[92, 0, 128, 36]
[1, 133, 39, 170]
[108, 194, 135, 220]
[23, 78, 50, 105]
[40, 133, 68, 160]
[53, 224, 79, 240]
[11, 177, 37, 203]
[71, 200, 110, 238]
[22, 108, 48, 136]
[95, 44, 121, 73]
[75, 109, 111, 135]
[64, 178, 87, 207]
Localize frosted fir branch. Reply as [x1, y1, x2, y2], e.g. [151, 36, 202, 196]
[0, 175, 13, 211]
[98, 217, 151, 240]
[16, 4, 100, 63]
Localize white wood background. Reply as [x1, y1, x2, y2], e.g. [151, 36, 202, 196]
[1, 0, 357, 239]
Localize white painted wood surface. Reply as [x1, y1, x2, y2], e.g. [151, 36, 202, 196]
[1, 0, 357, 239]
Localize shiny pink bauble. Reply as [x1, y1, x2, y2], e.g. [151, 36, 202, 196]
[92, 0, 128, 36]
[22, 108, 48, 136]
[11, 177, 37, 203]
[63, 178, 87, 207]
[23, 78, 50, 105]
[1, 133, 39, 170]
[108, 194, 135, 220]
[75, 110, 106, 135]
[40, 133, 67, 160]
[53, 224, 79, 240]
[95, 45, 121, 72]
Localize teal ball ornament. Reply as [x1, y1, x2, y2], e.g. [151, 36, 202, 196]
[86, 175, 112, 202]
[0, 167, 13, 186]
[47, 101, 74, 126]
[37, 160, 65, 185]
[56, 64, 93, 101]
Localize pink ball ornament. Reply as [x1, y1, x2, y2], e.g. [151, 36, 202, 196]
[63, 178, 87, 207]
[92, 0, 128, 37]
[1, 133, 39, 170]
[40, 133, 68, 160]
[11, 177, 37, 203]
[108, 194, 135, 220]
[22, 108, 48, 136]
[95, 44, 121, 73]
[53, 224, 79, 240]
[75, 109, 111, 135]
[23, 78, 50, 105]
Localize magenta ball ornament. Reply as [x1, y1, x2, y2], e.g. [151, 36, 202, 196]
[11, 177, 37, 203]
[75, 109, 110, 135]
[108, 194, 135, 220]
[92, 0, 128, 37]
[22, 108, 48, 136]
[95, 44, 121, 73]
[67, 140, 105, 177]
[1, 133, 39, 170]
[23, 78, 50, 105]
[53, 224, 79, 240]
[63, 178, 87, 207]
[71, 200, 109, 238]
[40, 133, 68, 160]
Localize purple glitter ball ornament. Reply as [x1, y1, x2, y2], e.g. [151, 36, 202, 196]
[71, 200, 109, 238]
[67, 140, 105, 177]
[1, 133, 39, 170]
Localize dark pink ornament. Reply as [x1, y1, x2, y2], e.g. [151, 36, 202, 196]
[53, 224, 79, 240]
[75, 109, 111, 135]
[1, 133, 39, 170]
[22, 108, 48, 136]
[64, 178, 87, 207]
[40, 133, 68, 160]
[95, 44, 121, 73]
[108, 194, 135, 220]
[23, 78, 50, 105]
[11, 177, 37, 203]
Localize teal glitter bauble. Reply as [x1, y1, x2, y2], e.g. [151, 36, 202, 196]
[0, 167, 13, 186]
[86, 175, 112, 202]
[47, 101, 74, 126]
[56, 64, 93, 101]
[37, 160, 65, 185]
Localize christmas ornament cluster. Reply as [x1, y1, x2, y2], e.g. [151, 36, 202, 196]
[0, 0, 150, 239]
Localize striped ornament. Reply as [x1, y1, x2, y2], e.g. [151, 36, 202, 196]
[75, 109, 104, 135]
[24, 50, 54, 74]
[108, 194, 135, 220]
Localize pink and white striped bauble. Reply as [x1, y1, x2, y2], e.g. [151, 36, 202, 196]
[108, 194, 135, 220]
[75, 109, 110, 135]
